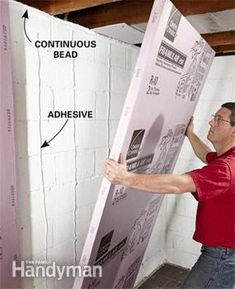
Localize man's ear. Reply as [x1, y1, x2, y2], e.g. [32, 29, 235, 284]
[232, 126, 235, 136]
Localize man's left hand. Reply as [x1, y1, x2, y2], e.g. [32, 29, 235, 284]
[103, 157, 129, 185]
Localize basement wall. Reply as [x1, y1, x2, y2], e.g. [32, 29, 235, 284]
[8, 0, 235, 288]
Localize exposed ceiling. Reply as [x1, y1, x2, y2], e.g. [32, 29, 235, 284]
[17, 0, 235, 55]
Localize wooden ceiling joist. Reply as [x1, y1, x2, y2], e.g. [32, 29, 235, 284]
[213, 44, 235, 54]
[66, 0, 235, 29]
[68, 0, 153, 28]
[17, 0, 124, 15]
[203, 31, 235, 53]
[19, 0, 235, 17]
[203, 31, 235, 47]
[172, 0, 235, 16]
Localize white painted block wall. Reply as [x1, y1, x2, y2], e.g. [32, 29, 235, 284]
[165, 55, 235, 269]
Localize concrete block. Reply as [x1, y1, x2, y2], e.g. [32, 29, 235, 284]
[94, 120, 108, 147]
[91, 62, 109, 92]
[40, 50, 73, 91]
[75, 120, 94, 149]
[53, 87, 75, 112]
[41, 153, 56, 188]
[125, 46, 139, 71]
[181, 195, 197, 218]
[109, 120, 119, 147]
[52, 18, 73, 40]
[40, 183, 75, 225]
[111, 67, 131, 94]
[200, 79, 233, 102]
[43, 187, 57, 222]
[208, 56, 235, 80]
[111, 43, 126, 68]
[39, 85, 55, 121]
[40, 118, 75, 154]
[177, 140, 195, 162]
[110, 92, 125, 120]
[168, 233, 195, 258]
[25, 41, 44, 86]
[94, 37, 109, 65]
[74, 59, 95, 90]
[194, 99, 224, 121]
[55, 150, 76, 185]
[76, 177, 102, 207]
[52, 182, 75, 216]
[31, 220, 47, 256]
[95, 91, 109, 120]
[75, 60, 109, 91]
[47, 218, 54, 250]
[76, 120, 107, 148]
[95, 147, 107, 176]
[168, 215, 195, 238]
[76, 149, 95, 179]
[53, 212, 74, 248]
[75, 205, 93, 237]
[74, 89, 95, 113]
[72, 29, 96, 62]
[26, 83, 40, 120]
[174, 196, 187, 216]
[26, 7, 52, 41]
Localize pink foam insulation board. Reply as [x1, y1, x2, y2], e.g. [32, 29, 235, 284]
[73, 0, 215, 288]
[0, 0, 20, 288]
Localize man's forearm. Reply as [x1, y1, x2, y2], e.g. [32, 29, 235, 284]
[104, 159, 196, 193]
[124, 172, 195, 194]
[187, 131, 211, 163]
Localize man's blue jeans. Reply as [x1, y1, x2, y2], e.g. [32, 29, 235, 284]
[181, 245, 235, 289]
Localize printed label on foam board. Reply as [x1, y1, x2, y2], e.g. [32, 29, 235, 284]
[0, 1, 20, 288]
[73, 0, 215, 288]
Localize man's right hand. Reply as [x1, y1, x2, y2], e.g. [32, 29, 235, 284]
[185, 116, 211, 164]
[186, 116, 194, 137]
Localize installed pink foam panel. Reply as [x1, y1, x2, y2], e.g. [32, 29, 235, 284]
[0, 1, 20, 288]
[74, 0, 215, 288]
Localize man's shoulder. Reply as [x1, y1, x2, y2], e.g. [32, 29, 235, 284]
[207, 147, 235, 165]
[206, 149, 235, 181]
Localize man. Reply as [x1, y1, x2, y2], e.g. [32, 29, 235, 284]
[104, 102, 235, 289]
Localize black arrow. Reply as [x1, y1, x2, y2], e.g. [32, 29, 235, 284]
[22, 10, 32, 43]
[41, 119, 69, 148]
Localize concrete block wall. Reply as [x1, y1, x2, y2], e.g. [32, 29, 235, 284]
[165, 55, 235, 268]
[9, 1, 166, 288]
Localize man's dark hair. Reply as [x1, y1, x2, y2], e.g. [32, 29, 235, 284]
[221, 102, 235, 126]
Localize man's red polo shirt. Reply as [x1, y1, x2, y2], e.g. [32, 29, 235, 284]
[187, 146, 235, 248]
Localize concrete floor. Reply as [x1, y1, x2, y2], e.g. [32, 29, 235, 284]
[138, 263, 190, 289]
